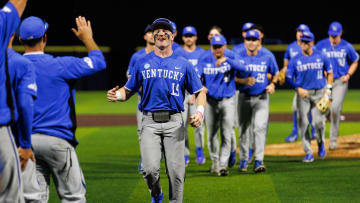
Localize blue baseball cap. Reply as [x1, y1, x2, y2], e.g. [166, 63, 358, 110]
[211, 35, 227, 46]
[170, 21, 177, 33]
[242, 22, 254, 32]
[19, 16, 49, 40]
[144, 24, 152, 34]
[297, 24, 310, 32]
[300, 31, 314, 42]
[150, 18, 174, 33]
[182, 26, 197, 35]
[328, 21, 342, 36]
[245, 30, 260, 39]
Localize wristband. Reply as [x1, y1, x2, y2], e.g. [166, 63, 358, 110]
[196, 105, 204, 118]
[115, 90, 123, 101]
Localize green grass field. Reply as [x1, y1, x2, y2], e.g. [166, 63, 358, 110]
[47, 90, 360, 202]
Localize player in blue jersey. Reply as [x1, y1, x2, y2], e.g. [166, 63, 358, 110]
[286, 31, 333, 162]
[127, 24, 154, 174]
[0, 1, 28, 202]
[316, 22, 359, 150]
[282, 24, 316, 143]
[197, 35, 246, 176]
[19, 16, 106, 202]
[236, 30, 279, 173]
[170, 21, 181, 51]
[232, 22, 254, 55]
[174, 26, 206, 166]
[107, 18, 206, 203]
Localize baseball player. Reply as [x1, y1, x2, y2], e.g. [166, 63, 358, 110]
[107, 18, 206, 203]
[8, 34, 41, 202]
[232, 22, 254, 55]
[205, 26, 239, 167]
[127, 24, 154, 173]
[282, 24, 316, 143]
[197, 35, 246, 176]
[174, 26, 206, 166]
[0, 1, 28, 202]
[236, 30, 279, 173]
[316, 21, 359, 150]
[170, 21, 181, 51]
[19, 16, 106, 202]
[286, 31, 333, 162]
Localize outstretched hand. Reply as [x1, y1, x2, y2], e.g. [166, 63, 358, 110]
[107, 86, 120, 102]
[72, 16, 93, 42]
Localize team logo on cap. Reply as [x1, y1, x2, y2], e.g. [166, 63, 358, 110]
[245, 23, 252, 28]
[332, 26, 337, 31]
[249, 31, 255, 36]
[300, 25, 305, 29]
[186, 27, 192, 32]
[144, 63, 150, 69]
[215, 36, 221, 41]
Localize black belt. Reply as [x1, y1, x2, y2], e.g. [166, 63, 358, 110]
[243, 91, 267, 100]
[143, 110, 179, 123]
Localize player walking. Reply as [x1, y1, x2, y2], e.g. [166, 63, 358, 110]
[316, 21, 359, 150]
[174, 26, 206, 166]
[0, 0, 28, 202]
[236, 30, 279, 173]
[107, 18, 206, 203]
[286, 31, 333, 162]
[20, 16, 106, 202]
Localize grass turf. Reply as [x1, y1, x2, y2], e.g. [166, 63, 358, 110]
[47, 122, 360, 202]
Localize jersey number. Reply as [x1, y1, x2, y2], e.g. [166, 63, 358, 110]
[171, 83, 180, 96]
[317, 70, 323, 79]
[256, 73, 265, 83]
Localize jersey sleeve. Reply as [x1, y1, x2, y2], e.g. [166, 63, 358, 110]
[127, 52, 137, 77]
[124, 60, 141, 92]
[16, 62, 37, 98]
[185, 62, 203, 94]
[268, 54, 279, 75]
[284, 46, 291, 61]
[0, 2, 20, 49]
[58, 50, 106, 80]
[322, 54, 333, 73]
[286, 59, 296, 79]
[346, 43, 359, 63]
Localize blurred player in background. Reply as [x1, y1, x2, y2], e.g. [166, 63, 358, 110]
[316, 21, 359, 150]
[174, 26, 206, 166]
[281, 24, 316, 143]
[286, 31, 333, 162]
[232, 22, 254, 55]
[170, 20, 181, 51]
[236, 30, 279, 173]
[0, 0, 28, 202]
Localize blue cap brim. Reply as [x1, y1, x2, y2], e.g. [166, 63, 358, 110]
[328, 31, 341, 36]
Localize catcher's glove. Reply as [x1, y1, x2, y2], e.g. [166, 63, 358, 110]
[316, 93, 331, 113]
[278, 71, 286, 86]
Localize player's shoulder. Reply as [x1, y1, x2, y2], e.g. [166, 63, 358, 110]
[315, 38, 329, 47]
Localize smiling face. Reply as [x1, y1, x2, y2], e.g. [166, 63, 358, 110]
[212, 44, 226, 58]
[300, 40, 312, 53]
[208, 28, 221, 41]
[244, 37, 260, 52]
[182, 34, 197, 47]
[153, 28, 174, 50]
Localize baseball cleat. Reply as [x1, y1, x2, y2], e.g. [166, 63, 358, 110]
[151, 193, 163, 203]
[210, 160, 219, 174]
[184, 155, 190, 167]
[248, 148, 254, 163]
[195, 147, 206, 165]
[318, 143, 326, 159]
[253, 160, 266, 173]
[219, 168, 229, 176]
[238, 160, 248, 172]
[285, 133, 298, 143]
[303, 154, 314, 163]
[228, 151, 237, 168]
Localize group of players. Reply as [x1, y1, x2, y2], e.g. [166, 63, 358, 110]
[109, 17, 358, 202]
[0, 1, 107, 202]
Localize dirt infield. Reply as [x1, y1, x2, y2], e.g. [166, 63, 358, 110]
[265, 134, 360, 158]
[77, 113, 360, 126]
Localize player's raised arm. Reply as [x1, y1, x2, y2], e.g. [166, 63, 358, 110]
[9, 0, 27, 17]
[71, 16, 99, 52]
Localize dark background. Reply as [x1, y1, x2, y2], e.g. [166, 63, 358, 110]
[5, 1, 360, 89]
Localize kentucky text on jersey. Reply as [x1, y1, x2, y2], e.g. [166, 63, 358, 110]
[203, 63, 231, 74]
[296, 60, 324, 72]
[323, 49, 346, 58]
[245, 63, 267, 72]
[141, 68, 185, 81]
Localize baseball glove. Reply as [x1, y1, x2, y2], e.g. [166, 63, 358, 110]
[316, 93, 331, 113]
[278, 71, 286, 86]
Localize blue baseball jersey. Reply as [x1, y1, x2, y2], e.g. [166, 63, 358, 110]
[236, 49, 279, 95]
[286, 49, 332, 90]
[172, 42, 181, 51]
[0, 2, 20, 125]
[125, 51, 203, 112]
[316, 38, 359, 79]
[8, 48, 37, 149]
[198, 51, 246, 99]
[24, 50, 106, 146]
[127, 48, 149, 77]
[173, 46, 205, 67]
[284, 41, 302, 61]
[232, 43, 245, 56]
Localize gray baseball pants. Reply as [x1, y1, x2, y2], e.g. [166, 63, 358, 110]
[238, 93, 269, 162]
[296, 89, 326, 155]
[230, 91, 239, 153]
[330, 79, 348, 147]
[0, 126, 24, 203]
[140, 112, 185, 203]
[182, 93, 205, 156]
[23, 134, 86, 203]
[205, 96, 235, 166]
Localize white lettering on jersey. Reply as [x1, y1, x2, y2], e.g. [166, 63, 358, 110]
[27, 83, 37, 92]
[296, 60, 324, 72]
[141, 68, 184, 81]
[203, 63, 231, 74]
[83, 57, 94, 69]
[245, 64, 267, 72]
[322, 49, 347, 59]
